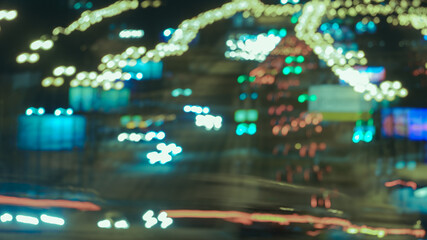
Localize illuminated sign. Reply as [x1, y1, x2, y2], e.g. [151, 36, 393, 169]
[308, 85, 372, 121]
[122, 60, 163, 80]
[382, 108, 427, 140]
[17, 115, 86, 151]
[69, 86, 130, 112]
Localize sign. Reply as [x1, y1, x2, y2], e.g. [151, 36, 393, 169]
[308, 85, 372, 121]
[382, 108, 427, 140]
[17, 115, 86, 151]
[69, 87, 130, 112]
[122, 60, 163, 80]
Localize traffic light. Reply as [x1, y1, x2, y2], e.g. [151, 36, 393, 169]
[352, 119, 376, 143]
[236, 123, 257, 136]
[298, 94, 317, 103]
[282, 66, 304, 75]
[234, 109, 258, 122]
[285, 56, 305, 64]
[237, 75, 256, 84]
[235, 109, 258, 135]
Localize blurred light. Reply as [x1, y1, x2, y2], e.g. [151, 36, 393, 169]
[136, 72, 143, 80]
[247, 123, 257, 135]
[65, 66, 76, 76]
[30, 40, 42, 50]
[407, 160, 416, 170]
[202, 107, 210, 114]
[0, 213, 12, 223]
[16, 215, 39, 225]
[236, 123, 248, 136]
[183, 105, 191, 112]
[97, 219, 112, 229]
[352, 131, 363, 143]
[0, 10, 17, 21]
[251, 92, 258, 99]
[158, 212, 173, 229]
[0, 195, 100, 211]
[171, 89, 181, 97]
[183, 88, 192, 96]
[16, 53, 28, 63]
[143, 210, 158, 228]
[225, 33, 281, 62]
[40, 214, 65, 226]
[114, 219, 129, 229]
[279, 28, 287, 37]
[41, 40, 54, 50]
[66, 108, 73, 115]
[156, 131, 166, 140]
[173, 146, 182, 155]
[28, 53, 40, 63]
[384, 179, 417, 190]
[53, 66, 65, 76]
[183, 105, 210, 115]
[414, 187, 427, 198]
[38, 107, 45, 115]
[145, 131, 156, 141]
[74, 2, 82, 9]
[195, 114, 222, 131]
[164, 209, 426, 238]
[156, 143, 166, 151]
[283, 66, 291, 75]
[163, 28, 174, 37]
[309, 95, 317, 101]
[237, 75, 247, 83]
[117, 133, 128, 142]
[119, 29, 144, 39]
[54, 109, 62, 116]
[25, 108, 34, 116]
[364, 131, 373, 142]
[298, 94, 307, 103]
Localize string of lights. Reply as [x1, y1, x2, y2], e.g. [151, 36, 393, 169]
[0, 9, 17, 22]
[34, 0, 422, 99]
[0, 9, 17, 33]
[17, 0, 162, 64]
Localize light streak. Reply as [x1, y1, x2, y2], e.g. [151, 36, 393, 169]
[22, 0, 420, 98]
[385, 179, 417, 190]
[165, 209, 426, 238]
[0, 195, 101, 211]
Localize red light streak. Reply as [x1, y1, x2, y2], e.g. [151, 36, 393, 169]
[385, 180, 417, 190]
[0, 195, 101, 211]
[165, 210, 426, 238]
[306, 230, 322, 237]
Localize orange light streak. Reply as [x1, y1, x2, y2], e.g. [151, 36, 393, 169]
[0, 195, 101, 211]
[385, 180, 417, 190]
[165, 210, 426, 238]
